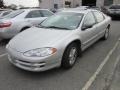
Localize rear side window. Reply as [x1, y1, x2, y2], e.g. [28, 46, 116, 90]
[26, 10, 42, 18]
[40, 10, 53, 17]
[93, 11, 104, 23]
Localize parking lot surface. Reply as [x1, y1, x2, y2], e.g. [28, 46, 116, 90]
[0, 21, 120, 90]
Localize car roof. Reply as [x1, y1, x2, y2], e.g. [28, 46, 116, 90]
[60, 8, 98, 14]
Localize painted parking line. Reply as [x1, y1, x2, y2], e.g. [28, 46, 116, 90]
[0, 53, 7, 58]
[82, 39, 120, 90]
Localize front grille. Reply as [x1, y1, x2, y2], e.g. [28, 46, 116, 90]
[9, 56, 46, 68]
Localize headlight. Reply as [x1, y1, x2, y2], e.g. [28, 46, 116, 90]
[23, 47, 57, 57]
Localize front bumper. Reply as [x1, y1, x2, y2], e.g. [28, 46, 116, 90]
[7, 48, 62, 72]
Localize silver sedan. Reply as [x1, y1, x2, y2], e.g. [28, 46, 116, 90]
[0, 9, 54, 39]
[6, 9, 111, 72]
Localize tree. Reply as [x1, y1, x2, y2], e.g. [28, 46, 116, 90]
[8, 4, 17, 10]
[0, 0, 4, 8]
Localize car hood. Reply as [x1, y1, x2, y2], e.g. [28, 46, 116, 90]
[8, 27, 72, 52]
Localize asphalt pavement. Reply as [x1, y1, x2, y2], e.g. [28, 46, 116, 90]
[0, 21, 120, 90]
[110, 57, 120, 90]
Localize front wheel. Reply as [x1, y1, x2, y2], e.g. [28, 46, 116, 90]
[61, 43, 78, 69]
[20, 27, 30, 32]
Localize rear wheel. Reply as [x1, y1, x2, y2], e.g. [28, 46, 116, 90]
[102, 28, 109, 40]
[61, 43, 78, 69]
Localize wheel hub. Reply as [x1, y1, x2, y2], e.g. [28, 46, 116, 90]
[69, 47, 77, 65]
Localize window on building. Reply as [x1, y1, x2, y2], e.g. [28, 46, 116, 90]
[65, 1, 71, 7]
[104, 0, 113, 6]
[54, 4, 58, 9]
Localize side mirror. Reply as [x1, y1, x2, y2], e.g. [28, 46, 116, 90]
[81, 24, 93, 31]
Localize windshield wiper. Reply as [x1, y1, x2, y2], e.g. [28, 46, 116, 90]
[46, 26, 71, 30]
[37, 25, 72, 30]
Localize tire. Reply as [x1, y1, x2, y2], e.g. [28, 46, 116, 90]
[102, 28, 109, 40]
[20, 27, 30, 32]
[61, 43, 78, 69]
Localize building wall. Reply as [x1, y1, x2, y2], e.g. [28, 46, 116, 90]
[114, 0, 120, 4]
[39, 0, 54, 9]
[73, 0, 82, 7]
[39, 0, 106, 9]
[39, 0, 82, 9]
[96, 0, 104, 7]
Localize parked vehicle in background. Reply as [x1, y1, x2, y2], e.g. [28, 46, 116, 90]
[76, 6, 89, 8]
[88, 6, 101, 11]
[76, 6, 101, 11]
[0, 9, 54, 39]
[51, 8, 71, 13]
[76, 6, 89, 10]
[6, 9, 111, 72]
[55, 8, 74, 13]
[107, 4, 120, 18]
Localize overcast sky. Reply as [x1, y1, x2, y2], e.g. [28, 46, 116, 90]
[4, 0, 39, 7]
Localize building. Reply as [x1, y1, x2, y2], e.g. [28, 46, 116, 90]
[114, 0, 120, 4]
[39, 0, 118, 9]
[39, 0, 81, 9]
[104, 0, 113, 6]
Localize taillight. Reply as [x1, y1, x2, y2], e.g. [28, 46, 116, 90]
[0, 22, 12, 28]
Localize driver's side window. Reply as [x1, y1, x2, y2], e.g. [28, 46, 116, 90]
[82, 12, 96, 30]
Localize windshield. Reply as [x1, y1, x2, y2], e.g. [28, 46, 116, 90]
[40, 12, 83, 30]
[2, 10, 24, 18]
[110, 5, 120, 9]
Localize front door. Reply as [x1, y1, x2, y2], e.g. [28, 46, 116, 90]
[80, 12, 97, 50]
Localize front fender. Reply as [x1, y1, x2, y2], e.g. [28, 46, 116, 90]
[53, 33, 81, 59]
